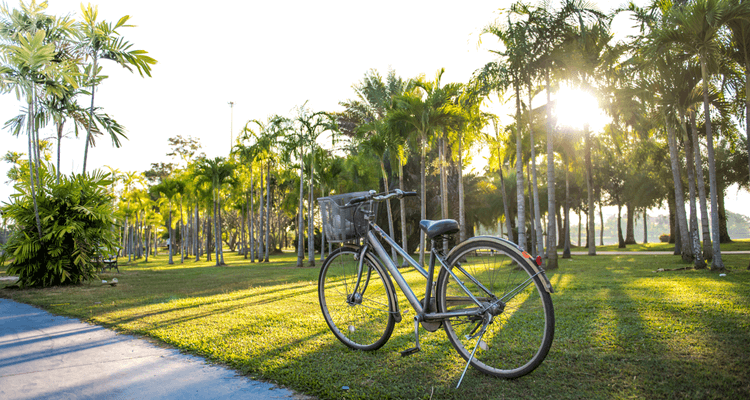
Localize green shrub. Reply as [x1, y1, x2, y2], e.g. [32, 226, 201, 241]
[0, 171, 118, 288]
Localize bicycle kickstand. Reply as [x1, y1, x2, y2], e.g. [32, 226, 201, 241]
[456, 315, 491, 389]
[400, 317, 421, 356]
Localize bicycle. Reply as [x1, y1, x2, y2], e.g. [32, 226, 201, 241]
[317, 189, 555, 387]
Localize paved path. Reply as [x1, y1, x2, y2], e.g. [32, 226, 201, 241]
[0, 298, 307, 400]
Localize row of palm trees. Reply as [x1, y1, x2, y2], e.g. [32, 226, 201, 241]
[104, 0, 749, 273]
[473, 0, 750, 271]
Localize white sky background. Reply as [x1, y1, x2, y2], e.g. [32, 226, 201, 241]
[1, 0, 748, 221]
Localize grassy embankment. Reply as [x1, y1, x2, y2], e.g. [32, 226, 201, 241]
[1, 245, 749, 399]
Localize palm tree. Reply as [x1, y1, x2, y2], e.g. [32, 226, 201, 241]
[341, 69, 409, 261]
[74, 3, 156, 174]
[388, 69, 464, 265]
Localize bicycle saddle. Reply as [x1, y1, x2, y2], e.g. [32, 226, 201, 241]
[419, 219, 459, 239]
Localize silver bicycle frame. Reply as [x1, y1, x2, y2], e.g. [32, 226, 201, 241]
[363, 217, 488, 321]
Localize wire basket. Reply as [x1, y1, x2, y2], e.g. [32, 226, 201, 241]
[318, 192, 378, 243]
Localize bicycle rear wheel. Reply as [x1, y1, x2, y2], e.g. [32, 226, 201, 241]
[436, 239, 554, 378]
[318, 246, 396, 351]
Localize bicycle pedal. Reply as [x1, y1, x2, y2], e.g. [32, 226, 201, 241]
[400, 347, 421, 357]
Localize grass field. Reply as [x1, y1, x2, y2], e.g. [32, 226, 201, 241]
[1, 248, 749, 399]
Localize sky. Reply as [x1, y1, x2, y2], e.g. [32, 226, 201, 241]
[1, 0, 748, 221]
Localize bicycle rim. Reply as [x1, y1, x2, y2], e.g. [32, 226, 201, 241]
[437, 240, 554, 378]
[318, 247, 395, 351]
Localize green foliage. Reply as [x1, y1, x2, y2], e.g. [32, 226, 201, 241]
[0, 171, 117, 287]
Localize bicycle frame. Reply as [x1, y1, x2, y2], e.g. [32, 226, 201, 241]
[359, 212, 503, 322]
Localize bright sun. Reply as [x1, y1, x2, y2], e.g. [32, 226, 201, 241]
[554, 86, 609, 132]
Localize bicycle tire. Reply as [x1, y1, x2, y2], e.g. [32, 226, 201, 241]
[318, 245, 396, 351]
[436, 239, 554, 378]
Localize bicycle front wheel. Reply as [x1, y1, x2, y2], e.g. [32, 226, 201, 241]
[436, 239, 554, 378]
[318, 246, 396, 351]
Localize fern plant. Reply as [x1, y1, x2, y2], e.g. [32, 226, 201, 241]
[1, 171, 118, 288]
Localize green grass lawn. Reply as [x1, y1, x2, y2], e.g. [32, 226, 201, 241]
[1, 250, 749, 399]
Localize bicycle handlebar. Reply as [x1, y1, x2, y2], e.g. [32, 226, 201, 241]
[347, 189, 418, 206]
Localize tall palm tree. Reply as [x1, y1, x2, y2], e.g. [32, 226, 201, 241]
[74, 3, 156, 173]
[388, 69, 464, 265]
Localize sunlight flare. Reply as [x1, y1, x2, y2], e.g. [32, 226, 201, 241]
[554, 86, 609, 132]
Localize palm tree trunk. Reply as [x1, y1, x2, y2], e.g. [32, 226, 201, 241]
[665, 112, 692, 262]
[83, 55, 97, 174]
[439, 136, 449, 251]
[399, 156, 408, 265]
[195, 201, 200, 261]
[499, 165, 513, 243]
[584, 125, 595, 256]
[419, 133, 427, 266]
[545, 68, 557, 269]
[259, 165, 265, 262]
[320, 185, 326, 262]
[563, 163, 571, 259]
[684, 119, 706, 268]
[179, 198, 185, 264]
[307, 159, 314, 266]
[577, 208, 582, 247]
[515, 84, 526, 251]
[690, 110, 712, 260]
[56, 121, 64, 184]
[26, 99, 43, 239]
[205, 212, 211, 262]
[528, 85, 544, 264]
[381, 161, 398, 261]
[297, 159, 305, 268]
[458, 138, 466, 243]
[219, 195, 225, 265]
[243, 191, 248, 259]
[214, 191, 220, 265]
[701, 58, 724, 270]
[625, 202, 636, 244]
[168, 206, 174, 265]
[597, 190, 604, 246]
[126, 212, 131, 262]
[527, 164, 535, 255]
[250, 176, 255, 263]
[265, 162, 271, 262]
[617, 203, 625, 248]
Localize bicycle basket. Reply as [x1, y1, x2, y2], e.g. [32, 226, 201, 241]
[317, 192, 379, 242]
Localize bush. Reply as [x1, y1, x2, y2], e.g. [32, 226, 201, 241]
[0, 171, 118, 288]
[659, 233, 670, 243]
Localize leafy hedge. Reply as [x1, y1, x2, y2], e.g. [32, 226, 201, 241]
[0, 171, 118, 288]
